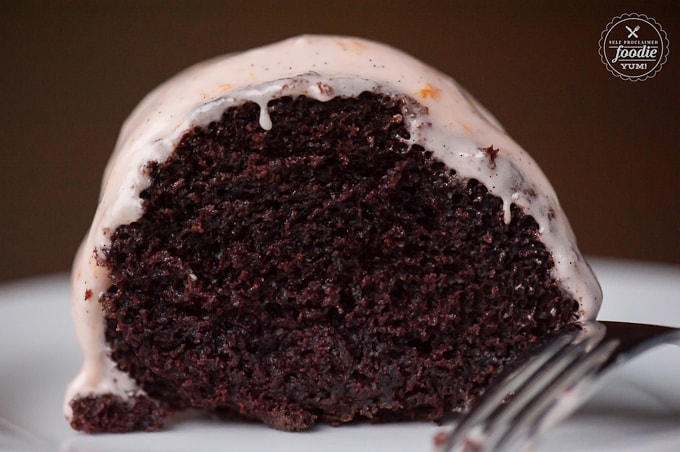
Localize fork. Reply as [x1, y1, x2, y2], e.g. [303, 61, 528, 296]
[434, 321, 680, 452]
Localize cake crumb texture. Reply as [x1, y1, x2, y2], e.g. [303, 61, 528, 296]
[70, 394, 166, 433]
[94, 93, 577, 431]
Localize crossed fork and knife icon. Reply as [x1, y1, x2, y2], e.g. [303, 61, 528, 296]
[625, 25, 640, 38]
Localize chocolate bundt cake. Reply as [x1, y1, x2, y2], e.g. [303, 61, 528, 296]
[65, 35, 601, 433]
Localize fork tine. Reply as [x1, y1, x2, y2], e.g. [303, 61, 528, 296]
[437, 321, 680, 452]
[474, 335, 604, 451]
[437, 330, 581, 451]
[492, 338, 619, 451]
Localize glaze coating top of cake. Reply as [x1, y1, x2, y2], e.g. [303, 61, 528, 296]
[65, 35, 602, 423]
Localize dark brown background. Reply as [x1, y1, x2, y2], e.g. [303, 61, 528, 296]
[1, 0, 678, 283]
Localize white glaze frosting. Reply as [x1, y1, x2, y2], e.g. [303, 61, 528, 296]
[64, 35, 602, 420]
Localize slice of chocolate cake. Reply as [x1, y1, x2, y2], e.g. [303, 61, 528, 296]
[65, 35, 601, 433]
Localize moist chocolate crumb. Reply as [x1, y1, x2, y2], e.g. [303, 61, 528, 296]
[70, 394, 166, 433]
[481, 145, 500, 169]
[80, 92, 577, 433]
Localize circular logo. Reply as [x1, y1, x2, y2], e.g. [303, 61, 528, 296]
[599, 13, 669, 81]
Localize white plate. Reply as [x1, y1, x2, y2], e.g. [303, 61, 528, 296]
[1, 258, 679, 451]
